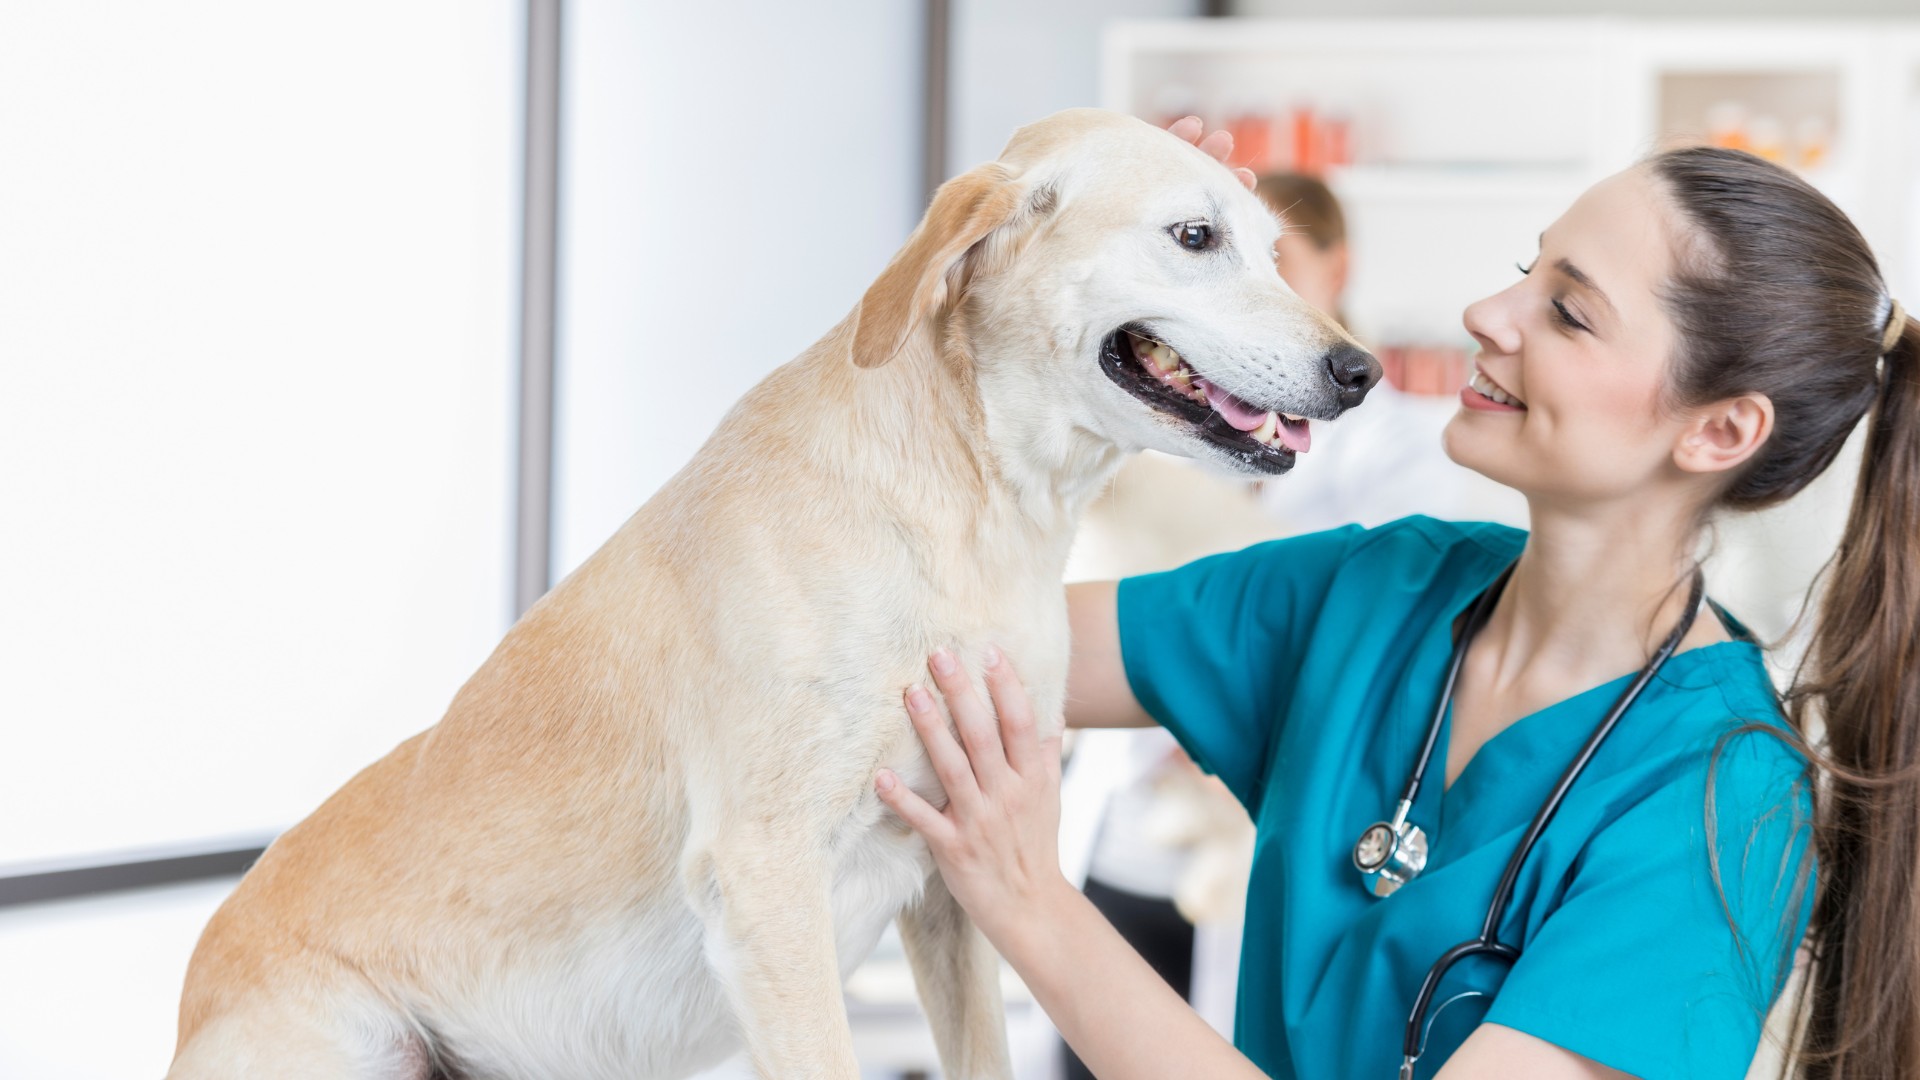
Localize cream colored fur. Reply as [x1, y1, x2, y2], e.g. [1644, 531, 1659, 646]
[167, 108, 1363, 1080]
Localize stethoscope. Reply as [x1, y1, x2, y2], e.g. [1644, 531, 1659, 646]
[1348, 559, 1707, 1079]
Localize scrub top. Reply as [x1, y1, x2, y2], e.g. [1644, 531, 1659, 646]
[1115, 516, 1813, 1080]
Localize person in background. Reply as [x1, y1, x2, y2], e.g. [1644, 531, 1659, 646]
[1257, 172, 1349, 324]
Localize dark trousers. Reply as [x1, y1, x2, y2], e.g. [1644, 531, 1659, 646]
[1061, 876, 1195, 1080]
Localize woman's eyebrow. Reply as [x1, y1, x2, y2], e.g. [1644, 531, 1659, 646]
[1554, 259, 1616, 320]
[1535, 232, 1616, 319]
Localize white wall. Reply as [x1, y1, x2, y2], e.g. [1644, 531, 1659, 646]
[0, 0, 519, 865]
[551, 0, 925, 578]
[948, 0, 1203, 176]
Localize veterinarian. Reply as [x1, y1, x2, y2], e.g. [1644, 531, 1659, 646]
[876, 118, 1919, 1078]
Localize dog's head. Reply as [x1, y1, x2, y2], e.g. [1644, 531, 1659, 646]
[851, 108, 1379, 477]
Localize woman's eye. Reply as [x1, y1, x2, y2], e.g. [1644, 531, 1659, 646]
[1516, 260, 1535, 276]
[1551, 298, 1589, 333]
[1172, 221, 1214, 251]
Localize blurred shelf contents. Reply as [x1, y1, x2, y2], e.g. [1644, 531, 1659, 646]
[1668, 68, 1841, 171]
[1376, 342, 1472, 399]
[1224, 104, 1353, 176]
[1106, 17, 1920, 356]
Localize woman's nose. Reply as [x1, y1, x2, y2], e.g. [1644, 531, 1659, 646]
[1462, 293, 1522, 357]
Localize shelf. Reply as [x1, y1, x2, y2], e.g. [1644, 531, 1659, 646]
[1323, 164, 1595, 204]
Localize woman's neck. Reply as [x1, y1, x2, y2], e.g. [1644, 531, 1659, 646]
[1478, 496, 1715, 692]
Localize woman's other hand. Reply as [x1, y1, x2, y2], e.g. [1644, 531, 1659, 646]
[1167, 115, 1257, 191]
[875, 645, 1068, 947]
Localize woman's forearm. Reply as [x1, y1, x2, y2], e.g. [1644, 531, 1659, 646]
[995, 879, 1270, 1080]
[1065, 581, 1155, 729]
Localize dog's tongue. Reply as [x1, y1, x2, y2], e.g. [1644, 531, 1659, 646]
[1196, 378, 1272, 432]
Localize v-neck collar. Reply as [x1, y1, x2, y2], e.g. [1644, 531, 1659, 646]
[1397, 552, 1756, 847]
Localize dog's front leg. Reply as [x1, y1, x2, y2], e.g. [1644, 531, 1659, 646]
[898, 872, 1013, 1079]
[691, 840, 859, 1080]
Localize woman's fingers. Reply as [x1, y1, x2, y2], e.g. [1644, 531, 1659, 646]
[981, 646, 1043, 778]
[929, 647, 1011, 787]
[1197, 127, 1234, 163]
[905, 683, 981, 811]
[875, 768, 953, 845]
[1166, 117, 1257, 190]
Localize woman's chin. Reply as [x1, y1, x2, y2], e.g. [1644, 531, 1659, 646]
[1440, 412, 1517, 487]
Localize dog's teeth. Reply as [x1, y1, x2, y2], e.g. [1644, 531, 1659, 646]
[1148, 342, 1181, 374]
[1251, 411, 1279, 446]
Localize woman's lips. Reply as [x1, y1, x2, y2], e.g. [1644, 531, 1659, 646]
[1459, 384, 1526, 413]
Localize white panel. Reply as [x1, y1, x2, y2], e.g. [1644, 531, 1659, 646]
[951, 0, 1202, 177]
[0, 1, 518, 865]
[553, 0, 923, 578]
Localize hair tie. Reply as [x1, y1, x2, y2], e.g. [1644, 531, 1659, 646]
[1884, 299, 1908, 356]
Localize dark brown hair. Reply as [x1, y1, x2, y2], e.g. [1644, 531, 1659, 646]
[1652, 145, 1920, 1078]
[1254, 171, 1346, 251]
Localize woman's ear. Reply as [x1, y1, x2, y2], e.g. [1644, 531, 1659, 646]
[850, 163, 1025, 370]
[1675, 392, 1774, 477]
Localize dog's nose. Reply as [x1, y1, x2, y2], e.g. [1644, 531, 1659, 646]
[1324, 342, 1382, 408]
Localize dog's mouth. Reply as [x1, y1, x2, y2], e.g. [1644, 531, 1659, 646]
[1098, 325, 1312, 474]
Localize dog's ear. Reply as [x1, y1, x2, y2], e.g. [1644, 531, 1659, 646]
[851, 163, 1025, 369]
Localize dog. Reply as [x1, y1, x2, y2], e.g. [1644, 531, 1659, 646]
[167, 107, 1376, 1080]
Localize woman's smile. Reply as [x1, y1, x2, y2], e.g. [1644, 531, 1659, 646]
[1461, 365, 1527, 412]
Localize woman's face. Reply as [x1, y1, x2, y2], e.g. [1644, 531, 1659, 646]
[1443, 166, 1696, 507]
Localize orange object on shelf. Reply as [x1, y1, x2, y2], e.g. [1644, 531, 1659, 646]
[1290, 106, 1321, 176]
[1323, 112, 1352, 169]
[1229, 111, 1276, 173]
[1378, 343, 1469, 398]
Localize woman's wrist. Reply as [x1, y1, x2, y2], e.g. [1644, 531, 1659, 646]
[977, 872, 1086, 972]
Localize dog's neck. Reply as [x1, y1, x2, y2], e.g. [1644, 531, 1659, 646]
[810, 315, 1126, 567]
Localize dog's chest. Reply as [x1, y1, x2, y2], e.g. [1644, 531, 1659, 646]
[826, 815, 937, 977]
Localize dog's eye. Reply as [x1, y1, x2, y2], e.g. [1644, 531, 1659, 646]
[1171, 221, 1214, 251]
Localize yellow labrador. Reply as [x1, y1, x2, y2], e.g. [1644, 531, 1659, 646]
[167, 108, 1375, 1080]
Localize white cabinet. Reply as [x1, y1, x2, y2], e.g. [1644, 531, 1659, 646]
[1104, 17, 1920, 340]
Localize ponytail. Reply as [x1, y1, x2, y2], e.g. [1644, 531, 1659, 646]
[1649, 146, 1920, 1076]
[1791, 305, 1920, 1078]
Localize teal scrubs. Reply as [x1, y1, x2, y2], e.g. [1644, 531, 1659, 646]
[1115, 517, 1812, 1080]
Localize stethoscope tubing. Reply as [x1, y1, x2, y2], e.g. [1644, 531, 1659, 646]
[1397, 564, 1707, 1072]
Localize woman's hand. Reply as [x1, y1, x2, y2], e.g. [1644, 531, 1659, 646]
[875, 645, 1069, 948]
[1167, 115, 1258, 191]
[878, 649, 1271, 1080]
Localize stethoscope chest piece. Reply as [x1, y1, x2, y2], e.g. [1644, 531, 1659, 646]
[1353, 798, 1428, 898]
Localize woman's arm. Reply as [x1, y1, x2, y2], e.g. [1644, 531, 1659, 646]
[876, 646, 1266, 1080]
[876, 649, 1635, 1080]
[1437, 1025, 1631, 1079]
[1064, 580, 1154, 729]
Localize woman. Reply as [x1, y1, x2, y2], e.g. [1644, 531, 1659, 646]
[874, 118, 1918, 1078]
